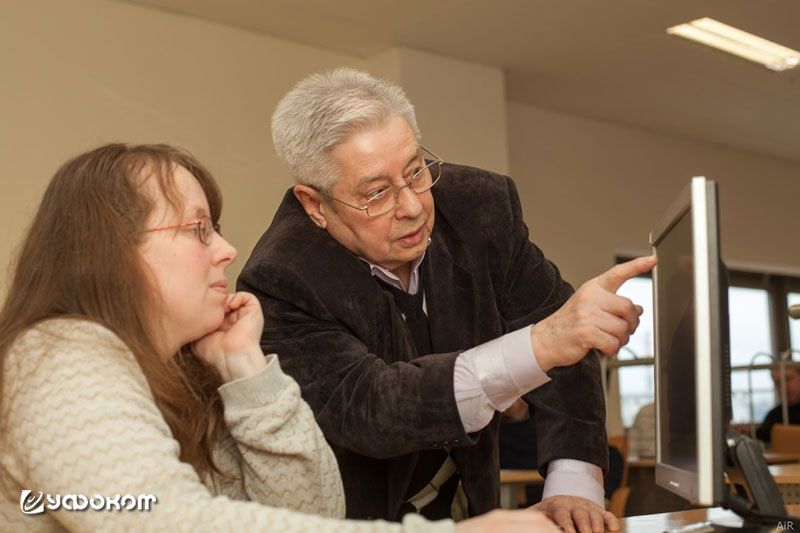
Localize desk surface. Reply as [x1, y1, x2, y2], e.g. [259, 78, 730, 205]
[763, 452, 800, 465]
[618, 505, 800, 533]
[629, 457, 656, 468]
[500, 462, 800, 485]
[499, 469, 543, 484]
[769, 462, 800, 483]
[628, 453, 800, 469]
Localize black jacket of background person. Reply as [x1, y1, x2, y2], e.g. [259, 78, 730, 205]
[237, 163, 608, 520]
[756, 401, 800, 444]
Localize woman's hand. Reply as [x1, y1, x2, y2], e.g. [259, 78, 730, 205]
[455, 508, 561, 533]
[193, 291, 267, 382]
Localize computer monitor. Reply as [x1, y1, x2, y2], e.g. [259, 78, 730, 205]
[650, 177, 788, 523]
[651, 176, 729, 507]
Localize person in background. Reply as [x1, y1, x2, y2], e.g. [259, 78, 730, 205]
[0, 143, 557, 533]
[628, 402, 655, 458]
[755, 365, 800, 445]
[239, 68, 656, 533]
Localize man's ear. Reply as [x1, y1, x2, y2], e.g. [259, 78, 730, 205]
[293, 185, 328, 229]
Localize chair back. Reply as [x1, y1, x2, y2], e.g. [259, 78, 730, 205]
[607, 434, 630, 517]
[770, 424, 800, 453]
[607, 434, 629, 486]
[609, 486, 630, 518]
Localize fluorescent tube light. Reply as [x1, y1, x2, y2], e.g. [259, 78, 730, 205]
[667, 17, 800, 71]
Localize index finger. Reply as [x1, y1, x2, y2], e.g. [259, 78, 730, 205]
[595, 256, 657, 292]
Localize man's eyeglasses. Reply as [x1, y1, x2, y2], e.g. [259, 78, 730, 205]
[324, 145, 444, 217]
[142, 215, 220, 245]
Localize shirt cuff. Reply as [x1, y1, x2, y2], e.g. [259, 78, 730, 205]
[541, 459, 605, 507]
[470, 325, 550, 411]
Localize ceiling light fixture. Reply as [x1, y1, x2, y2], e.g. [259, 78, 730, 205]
[667, 17, 800, 71]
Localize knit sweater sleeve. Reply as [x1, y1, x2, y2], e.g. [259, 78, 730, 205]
[205, 353, 345, 517]
[0, 319, 454, 533]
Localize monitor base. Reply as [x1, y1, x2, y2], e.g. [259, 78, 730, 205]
[665, 520, 794, 533]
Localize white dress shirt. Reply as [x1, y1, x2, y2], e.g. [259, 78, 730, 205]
[362, 251, 605, 507]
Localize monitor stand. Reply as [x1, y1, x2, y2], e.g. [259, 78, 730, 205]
[717, 429, 793, 531]
[724, 429, 786, 520]
[667, 430, 794, 533]
[665, 522, 795, 533]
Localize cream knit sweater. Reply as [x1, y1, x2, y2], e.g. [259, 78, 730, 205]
[0, 319, 454, 533]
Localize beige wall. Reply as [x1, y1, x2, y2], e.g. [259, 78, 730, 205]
[0, 1, 509, 297]
[367, 47, 509, 175]
[3, 0, 800, 299]
[507, 102, 800, 287]
[0, 0, 359, 295]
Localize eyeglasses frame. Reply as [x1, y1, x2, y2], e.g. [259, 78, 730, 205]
[141, 215, 220, 246]
[322, 145, 444, 218]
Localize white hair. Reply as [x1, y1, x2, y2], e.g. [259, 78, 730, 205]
[271, 67, 421, 191]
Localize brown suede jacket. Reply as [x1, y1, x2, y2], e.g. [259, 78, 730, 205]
[237, 163, 608, 520]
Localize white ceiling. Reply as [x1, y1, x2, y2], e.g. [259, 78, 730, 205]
[122, 0, 800, 164]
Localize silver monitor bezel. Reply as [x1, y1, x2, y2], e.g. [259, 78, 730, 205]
[650, 176, 726, 506]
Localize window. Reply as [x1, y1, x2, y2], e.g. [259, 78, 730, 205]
[728, 287, 772, 423]
[615, 262, 800, 427]
[617, 277, 654, 428]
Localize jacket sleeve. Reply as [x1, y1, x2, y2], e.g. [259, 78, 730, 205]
[494, 176, 609, 474]
[238, 261, 473, 459]
[755, 406, 780, 443]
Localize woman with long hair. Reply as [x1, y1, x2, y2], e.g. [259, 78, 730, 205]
[0, 143, 557, 533]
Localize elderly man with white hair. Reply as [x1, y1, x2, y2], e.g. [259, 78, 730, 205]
[239, 68, 655, 533]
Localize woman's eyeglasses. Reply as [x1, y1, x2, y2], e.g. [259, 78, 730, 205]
[141, 215, 220, 245]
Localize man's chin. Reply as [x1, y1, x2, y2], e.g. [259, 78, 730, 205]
[395, 242, 428, 263]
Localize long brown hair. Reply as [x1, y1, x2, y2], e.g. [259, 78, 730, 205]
[0, 143, 225, 476]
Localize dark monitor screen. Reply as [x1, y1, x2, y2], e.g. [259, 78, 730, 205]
[651, 176, 728, 506]
[651, 177, 788, 522]
[655, 208, 697, 475]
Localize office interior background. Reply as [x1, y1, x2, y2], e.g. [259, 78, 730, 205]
[2, 0, 800, 435]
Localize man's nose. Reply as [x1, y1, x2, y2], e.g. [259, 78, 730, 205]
[393, 184, 422, 218]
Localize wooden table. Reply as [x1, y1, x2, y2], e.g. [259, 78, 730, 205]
[499, 469, 543, 509]
[499, 469, 543, 484]
[628, 453, 800, 467]
[769, 462, 800, 482]
[625, 455, 800, 515]
[769, 463, 800, 505]
[617, 505, 800, 533]
[500, 459, 800, 512]
[628, 456, 655, 468]
[763, 452, 800, 465]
